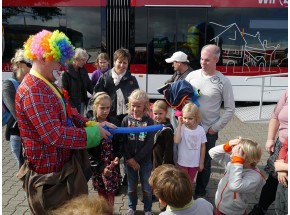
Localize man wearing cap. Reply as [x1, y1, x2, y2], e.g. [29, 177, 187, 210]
[164, 51, 194, 165]
[165, 51, 193, 84]
[185, 44, 235, 199]
[15, 30, 115, 214]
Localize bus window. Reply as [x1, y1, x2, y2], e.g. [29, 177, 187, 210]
[208, 8, 288, 74]
[2, 7, 101, 67]
[147, 8, 175, 75]
[146, 7, 208, 75]
[176, 8, 208, 70]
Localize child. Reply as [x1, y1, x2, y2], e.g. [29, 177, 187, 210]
[121, 89, 155, 215]
[152, 100, 174, 170]
[91, 52, 111, 86]
[149, 164, 214, 215]
[209, 137, 266, 215]
[48, 194, 113, 215]
[174, 103, 206, 184]
[87, 92, 122, 207]
[274, 137, 288, 215]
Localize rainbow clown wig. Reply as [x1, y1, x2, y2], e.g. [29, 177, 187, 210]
[23, 30, 75, 65]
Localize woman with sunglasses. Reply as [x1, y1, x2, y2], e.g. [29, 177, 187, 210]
[3, 49, 31, 168]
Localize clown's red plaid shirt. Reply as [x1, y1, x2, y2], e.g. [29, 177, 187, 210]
[15, 74, 88, 174]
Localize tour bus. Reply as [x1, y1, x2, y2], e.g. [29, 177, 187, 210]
[2, 0, 288, 101]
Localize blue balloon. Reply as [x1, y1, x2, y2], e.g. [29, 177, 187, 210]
[106, 124, 163, 134]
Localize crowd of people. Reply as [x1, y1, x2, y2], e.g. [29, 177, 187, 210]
[3, 29, 288, 215]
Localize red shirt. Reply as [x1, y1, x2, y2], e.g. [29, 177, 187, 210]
[278, 137, 288, 163]
[15, 74, 88, 174]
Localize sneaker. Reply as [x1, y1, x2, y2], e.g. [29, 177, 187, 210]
[144, 212, 154, 215]
[125, 209, 135, 215]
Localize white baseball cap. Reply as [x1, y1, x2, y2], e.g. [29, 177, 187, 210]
[165, 51, 189, 63]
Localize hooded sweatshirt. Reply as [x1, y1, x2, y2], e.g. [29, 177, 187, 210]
[209, 144, 266, 215]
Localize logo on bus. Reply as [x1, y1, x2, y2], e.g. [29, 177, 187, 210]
[258, 0, 288, 7]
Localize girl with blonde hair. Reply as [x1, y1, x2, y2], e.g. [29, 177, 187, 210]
[174, 103, 206, 184]
[87, 92, 122, 207]
[120, 89, 154, 215]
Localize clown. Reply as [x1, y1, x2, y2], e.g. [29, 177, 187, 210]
[15, 29, 116, 214]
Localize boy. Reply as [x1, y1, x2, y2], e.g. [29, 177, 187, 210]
[209, 137, 266, 215]
[149, 164, 213, 215]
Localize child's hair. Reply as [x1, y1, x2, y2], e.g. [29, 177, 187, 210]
[149, 164, 193, 208]
[239, 138, 262, 168]
[92, 92, 111, 116]
[48, 194, 113, 215]
[128, 89, 150, 115]
[94, 52, 110, 69]
[182, 103, 201, 124]
[152, 100, 169, 112]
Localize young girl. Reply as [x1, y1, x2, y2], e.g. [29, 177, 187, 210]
[152, 100, 174, 170]
[174, 103, 206, 184]
[91, 53, 111, 86]
[209, 137, 266, 215]
[121, 89, 155, 215]
[87, 92, 122, 207]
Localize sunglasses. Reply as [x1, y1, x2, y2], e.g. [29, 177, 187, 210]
[20, 61, 32, 68]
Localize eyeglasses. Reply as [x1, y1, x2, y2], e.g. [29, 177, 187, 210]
[20, 61, 32, 68]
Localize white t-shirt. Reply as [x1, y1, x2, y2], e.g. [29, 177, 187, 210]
[177, 124, 207, 167]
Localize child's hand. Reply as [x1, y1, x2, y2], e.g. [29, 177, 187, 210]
[177, 116, 183, 125]
[107, 157, 120, 170]
[126, 158, 140, 171]
[113, 157, 119, 165]
[232, 145, 245, 159]
[274, 159, 285, 172]
[100, 121, 117, 129]
[103, 166, 112, 177]
[198, 163, 204, 172]
[277, 172, 288, 187]
[229, 138, 241, 147]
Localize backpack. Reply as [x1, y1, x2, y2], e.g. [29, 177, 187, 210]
[2, 78, 19, 127]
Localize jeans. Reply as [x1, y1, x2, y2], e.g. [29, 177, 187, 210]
[10, 135, 21, 166]
[127, 160, 152, 212]
[195, 132, 218, 196]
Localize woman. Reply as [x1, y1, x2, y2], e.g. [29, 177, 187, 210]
[3, 49, 31, 167]
[94, 48, 139, 123]
[62, 48, 94, 115]
[249, 89, 288, 215]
